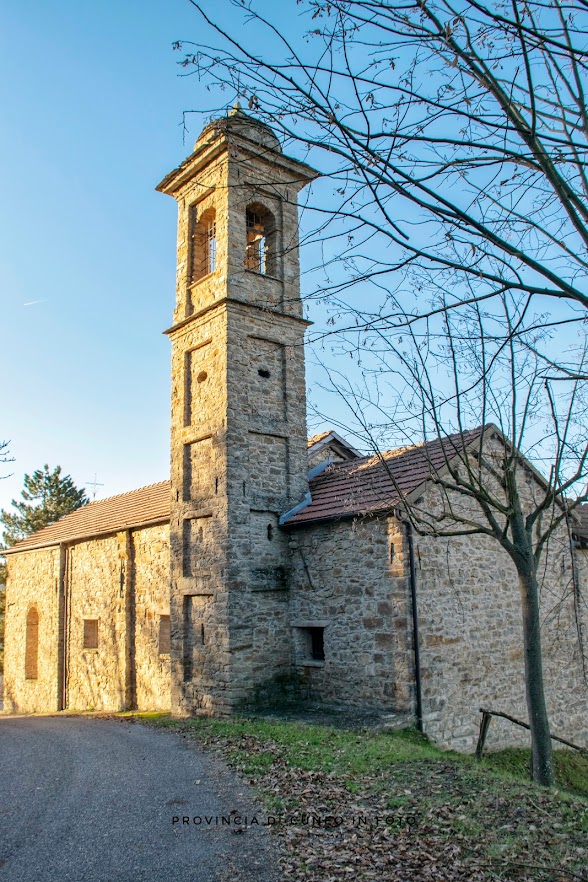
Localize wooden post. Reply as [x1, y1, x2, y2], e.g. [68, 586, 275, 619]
[475, 710, 492, 759]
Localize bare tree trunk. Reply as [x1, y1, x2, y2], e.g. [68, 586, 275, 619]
[518, 565, 554, 787]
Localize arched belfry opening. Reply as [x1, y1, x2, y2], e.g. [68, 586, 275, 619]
[191, 206, 217, 283]
[245, 203, 277, 277]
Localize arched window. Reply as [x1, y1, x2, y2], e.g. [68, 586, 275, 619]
[245, 204, 277, 276]
[25, 607, 39, 680]
[190, 207, 217, 283]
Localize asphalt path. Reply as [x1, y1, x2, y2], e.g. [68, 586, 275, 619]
[0, 716, 280, 882]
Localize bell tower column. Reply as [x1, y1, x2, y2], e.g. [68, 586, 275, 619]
[157, 108, 316, 715]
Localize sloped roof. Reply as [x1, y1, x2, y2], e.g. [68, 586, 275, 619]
[4, 427, 488, 552]
[573, 504, 588, 543]
[307, 431, 332, 448]
[307, 429, 361, 461]
[4, 481, 171, 554]
[284, 426, 485, 527]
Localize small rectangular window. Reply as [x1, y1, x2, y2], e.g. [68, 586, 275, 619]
[293, 625, 326, 665]
[83, 619, 99, 650]
[308, 627, 325, 661]
[159, 615, 171, 655]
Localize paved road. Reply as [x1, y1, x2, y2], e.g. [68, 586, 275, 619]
[0, 716, 279, 882]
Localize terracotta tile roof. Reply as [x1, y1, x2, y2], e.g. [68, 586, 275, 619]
[284, 426, 485, 527]
[573, 503, 588, 543]
[4, 481, 171, 554]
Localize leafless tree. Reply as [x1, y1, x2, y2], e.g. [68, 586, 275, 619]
[0, 440, 12, 476]
[176, 0, 588, 786]
[316, 292, 588, 786]
[179, 0, 588, 348]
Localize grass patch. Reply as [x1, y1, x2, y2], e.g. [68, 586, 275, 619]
[129, 712, 588, 799]
[137, 714, 440, 777]
[119, 711, 170, 721]
[131, 713, 587, 797]
[482, 746, 588, 799]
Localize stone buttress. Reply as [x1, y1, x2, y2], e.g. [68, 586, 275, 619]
[157, 109, 316, 715]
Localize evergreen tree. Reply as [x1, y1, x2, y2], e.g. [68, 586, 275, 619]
[0, 465, 88, 549]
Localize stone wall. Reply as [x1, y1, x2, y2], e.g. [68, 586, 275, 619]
[287, 516, 414, 711]
[133, 524, 171, 711]
[413, 475, 588, 752]
[284, 440, 588, 755]
[65, 534, 126, 711]
[3, 546, 61, 713]
[3, 524, 171, 715]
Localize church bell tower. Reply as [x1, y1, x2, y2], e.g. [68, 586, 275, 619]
[157, 108, 316, 714]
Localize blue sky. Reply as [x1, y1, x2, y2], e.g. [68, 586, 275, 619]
[3, 1, 577, 517]
[0, 0, 333, 510]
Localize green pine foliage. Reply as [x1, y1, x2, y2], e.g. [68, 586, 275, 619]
[0, 465, 88, 549]
[0, 466, 88, 671]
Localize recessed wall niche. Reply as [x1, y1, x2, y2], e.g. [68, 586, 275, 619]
[248, 336, 286, 420]
[182, 515, 212, 578]
[249, 511, 286, 566]
[183, 437, 214, 503]
[182, 594, 212, 682]
[248, 432, 288, 501]
[183, 339, 220, 428]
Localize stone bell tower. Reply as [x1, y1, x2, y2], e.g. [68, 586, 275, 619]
[157, 108, 316, 715]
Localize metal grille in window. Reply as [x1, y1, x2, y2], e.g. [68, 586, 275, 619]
[83, 619, 99, 650]
[25, 607, 39, 680]
[207, 219, 217, 274]
[159, 615, 171, 655]
[191, 209, 217, 282]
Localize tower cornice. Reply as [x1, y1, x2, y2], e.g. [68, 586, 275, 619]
[156, 130, 319, 197]
[163, 296, 312, 338]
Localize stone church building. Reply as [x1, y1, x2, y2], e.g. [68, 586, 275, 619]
[3, 110, 588, 752]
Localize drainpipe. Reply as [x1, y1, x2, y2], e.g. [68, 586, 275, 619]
[402, 518, 423, 734]
[57, 543, 69, 712]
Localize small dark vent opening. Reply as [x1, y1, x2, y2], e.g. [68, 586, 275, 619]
[258, 368, 271, 379]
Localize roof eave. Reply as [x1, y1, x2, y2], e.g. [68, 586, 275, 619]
[282, 504, 399, 530]
[3, 515, 171, 556]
